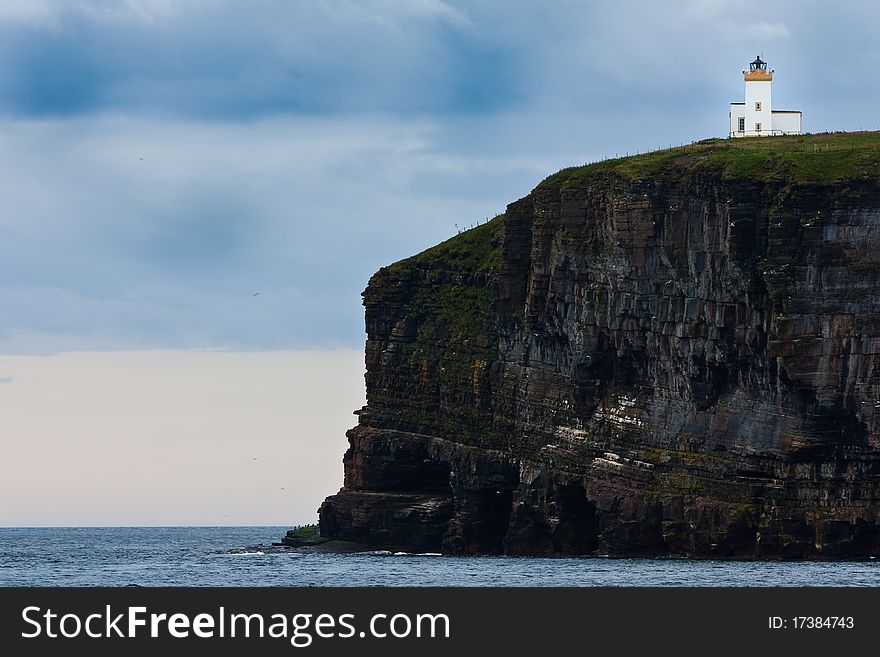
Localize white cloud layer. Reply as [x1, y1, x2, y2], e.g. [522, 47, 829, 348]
[0, 0, 187, 27]
[0, 113, 553, 353]
[0, 1, 878, 352]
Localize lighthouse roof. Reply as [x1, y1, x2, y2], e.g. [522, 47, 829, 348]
[750, 56, 767, 70]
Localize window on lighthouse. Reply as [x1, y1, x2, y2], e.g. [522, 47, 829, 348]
[755, 102, 762, 111]
[755, 122, 762, 132]
[738, 117, 745, 132]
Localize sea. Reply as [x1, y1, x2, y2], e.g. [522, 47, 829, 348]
[1, 526, 878, 587]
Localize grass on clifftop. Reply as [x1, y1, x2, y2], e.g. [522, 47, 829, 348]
[543, 130, 880, 189]
[383, 132, 879, 276]
[386, 213, 504, 277]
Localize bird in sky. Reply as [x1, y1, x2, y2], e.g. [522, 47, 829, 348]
[253, 292, 260, 296]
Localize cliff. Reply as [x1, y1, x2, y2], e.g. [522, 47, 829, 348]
[320, 132, 880, 557]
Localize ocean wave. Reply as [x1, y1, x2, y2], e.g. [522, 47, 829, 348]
[362, 550, 444, 557]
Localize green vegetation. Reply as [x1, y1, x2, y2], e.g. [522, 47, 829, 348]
[542, 131, 880, 188]
[286, 524, 319, 539]
[387, 213, 504, 277]
[283, 525, 368, 551]
[386, 133, 880, 280]
[391, 132, 879, 278]
[369, 217, 503, 451]
[414, 282, 495, 353]
[284, 524, 324, 544]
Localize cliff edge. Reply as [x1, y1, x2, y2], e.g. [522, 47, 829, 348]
[320, 132, 880, 557]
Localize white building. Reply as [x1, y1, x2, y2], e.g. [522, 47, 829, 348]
[729, 56, 802, 137]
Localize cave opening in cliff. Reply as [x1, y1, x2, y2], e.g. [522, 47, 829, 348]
[551, 482, 599, 554]
[466, 489, 514, 554]
[383, 458, 453, 495]
[413, 460, 454, 494]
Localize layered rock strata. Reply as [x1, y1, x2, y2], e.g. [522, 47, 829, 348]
[320, 136, 880, 557]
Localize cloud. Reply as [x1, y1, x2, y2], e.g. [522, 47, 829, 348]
[0, 114, 551, 353]
[0, 0, 187, 28]
[1, 0, 877, 122]
[0, 0, 467, 30]
[321, 0, 471, 28]
[0, 0, 504, 118]
[1, 1, 880, 353]
[0, 1, 56, 27]
[74, 0, 188, 25]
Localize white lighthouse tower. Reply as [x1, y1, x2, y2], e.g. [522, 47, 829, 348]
[729, 56, 802, 137]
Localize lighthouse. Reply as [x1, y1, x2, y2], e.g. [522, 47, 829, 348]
[729, 56, 802, 137]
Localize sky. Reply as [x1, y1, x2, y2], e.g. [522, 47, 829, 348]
[0, 349, 363, 526]
[1, 0, 878, 525]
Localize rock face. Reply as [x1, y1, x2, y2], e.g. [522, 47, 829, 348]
[319, 135, 880, 557]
